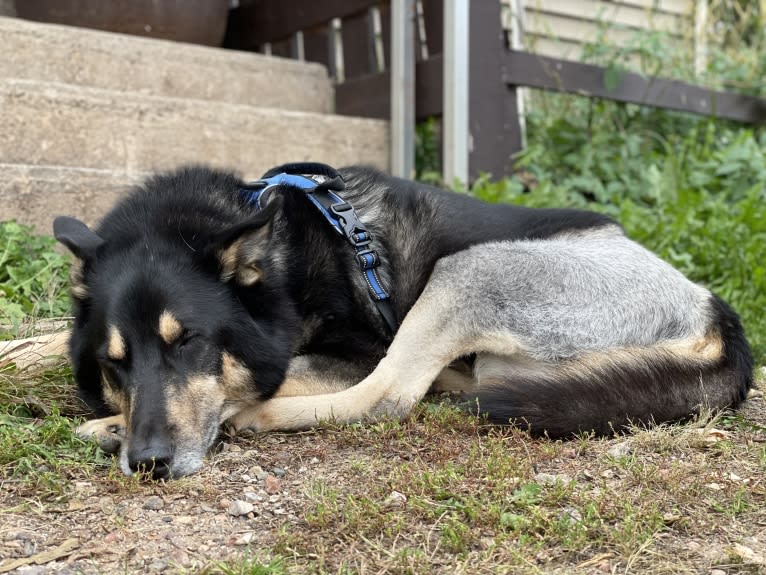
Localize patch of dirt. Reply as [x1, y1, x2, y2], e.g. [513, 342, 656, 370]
[1, 392, 765, 574]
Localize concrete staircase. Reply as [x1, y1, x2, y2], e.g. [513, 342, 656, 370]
[0, 16, 389, 234]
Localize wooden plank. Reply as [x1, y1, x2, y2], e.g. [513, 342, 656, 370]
[342, 11, 373, 79]
[612, 0, 691, 15]
[525, 34, 585, 60]
[524, 11, 680, 45]
[303, 25, 331, 68]
[468, 0, 521, 178]
[421, 0, 443, 55]
[225, 0, 383, 49]
[270, 38, 292, 58]
[379, 3, 392, 68]
[523, 0, 682, 32]
[526, 33, 652, 68]
[503, 50, 766, 123]
[335, 55, 442, 120]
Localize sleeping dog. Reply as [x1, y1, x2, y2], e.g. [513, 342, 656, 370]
[54, 163, 752, 478]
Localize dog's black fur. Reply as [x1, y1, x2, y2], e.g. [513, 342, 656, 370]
[55, 165, 753, 478]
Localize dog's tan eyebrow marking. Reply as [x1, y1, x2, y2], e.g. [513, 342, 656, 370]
[107, 325, 126, 360]
[159, 310, 183, 344]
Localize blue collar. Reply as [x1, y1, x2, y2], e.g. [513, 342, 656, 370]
[239, 168, 398, 334]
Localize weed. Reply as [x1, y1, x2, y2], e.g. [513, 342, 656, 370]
[0, 221, 70, 337]
[200, 555, 288, 575]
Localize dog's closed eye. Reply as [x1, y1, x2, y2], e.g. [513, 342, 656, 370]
[177, 330, 198, 350]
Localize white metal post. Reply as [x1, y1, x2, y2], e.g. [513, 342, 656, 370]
[443, 0, 469, 186]
[390, 0, 416, 179]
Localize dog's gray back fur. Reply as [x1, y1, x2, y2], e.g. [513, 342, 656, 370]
[444, 226, 711, 359]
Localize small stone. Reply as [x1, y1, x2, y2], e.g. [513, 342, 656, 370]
[710, 570, 726, 575]
[272, 467, 286, 477]
[747, 388, 763, 399]
[162, 516, 173, 523]
[228, 500, 254, 517]
[559, 507, 582, 523]
[170, 549, 190, 566]
[384, 490, 407, 508]
[250, 465, 268, 481]
[148, 559, 169, 571]
[176, 516, 194, 525]
[243, 491, 262, 502]
[607, 441, 632, 457]
[241, 474, 252, 482]
[265, 475, 281, 494]
[224, 444, 242, 452]
[662, 512, 682, 524]
[234, 532, 256, 545]
[732, 543, 765, 564]
[99, 496, 115, 515]
[15, 567, 47, 575]
[534, 472, 571, 485]
[310, 457, 320, 464]
[143, 496, 165, 510]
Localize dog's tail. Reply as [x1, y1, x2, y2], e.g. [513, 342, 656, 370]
[466, 294, 753, 437]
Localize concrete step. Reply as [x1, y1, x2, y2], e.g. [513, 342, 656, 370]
[0, 16, 332, 114]
[0, 78, 389, 176]
[0, 164, 146, 233]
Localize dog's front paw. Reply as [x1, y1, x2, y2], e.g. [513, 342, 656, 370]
[77, 415, 127, 454]
[227, 403, 273, 433]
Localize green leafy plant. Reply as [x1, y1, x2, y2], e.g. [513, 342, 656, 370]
[470, 106, 766, 363]
[0, 221, 70, 336]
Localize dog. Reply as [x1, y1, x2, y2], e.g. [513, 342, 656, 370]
[53, 163, 753, 479]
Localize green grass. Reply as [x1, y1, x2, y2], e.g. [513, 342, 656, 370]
[0, 405, 102, 501]
[0, 221, 70, 338]
[251, 403, 766, 574]
[200, 556, 289, 575]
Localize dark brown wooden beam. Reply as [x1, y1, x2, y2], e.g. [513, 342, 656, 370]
[503, 50, 766, 124]
[342, 11, 373, 79]
[468, 0, 521, 179]
[335, 55, 442, 120]
[225, 0, 385, 49]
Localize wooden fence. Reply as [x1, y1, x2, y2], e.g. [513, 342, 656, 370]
[225, 0, 766, 180]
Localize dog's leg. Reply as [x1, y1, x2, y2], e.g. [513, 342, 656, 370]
[231, 268, 524, 432]
[431, 368, 477, 392]
[76, 414, 126, 454]
[272, 354, 375, 397]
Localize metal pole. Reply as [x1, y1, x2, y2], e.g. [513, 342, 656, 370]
[443, 0, 469, 186]
[390, 0, 416, 179]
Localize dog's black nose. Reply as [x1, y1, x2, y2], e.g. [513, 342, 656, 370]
[128, 448, 173, 480]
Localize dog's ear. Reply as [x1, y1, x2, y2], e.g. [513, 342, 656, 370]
[211, 196, 283, 286]
[53, 216, 105, 262]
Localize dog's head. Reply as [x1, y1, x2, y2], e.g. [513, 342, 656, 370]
[54, 197, 294, 479]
